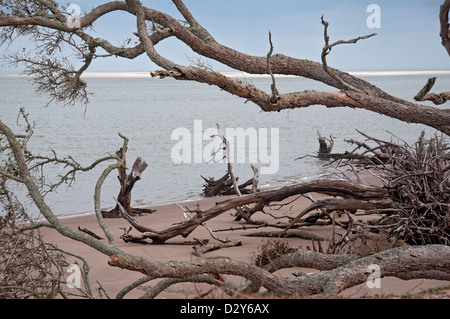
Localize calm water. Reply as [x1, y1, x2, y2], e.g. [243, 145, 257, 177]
[1, 71, 449, 218]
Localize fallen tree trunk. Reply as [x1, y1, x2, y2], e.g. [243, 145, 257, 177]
[119, 178, 392, 244]
[107, 244, 450, 297]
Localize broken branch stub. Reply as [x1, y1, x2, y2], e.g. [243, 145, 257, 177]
[102, 152, 155, 218]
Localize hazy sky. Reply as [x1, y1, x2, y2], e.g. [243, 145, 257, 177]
[1, 0, 449, 73]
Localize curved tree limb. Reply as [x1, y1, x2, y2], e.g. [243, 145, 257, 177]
[415, 77, 450, 105]
[321, 15, 376, 93]
[0, 115, 123, 257]
[118, 178, 391, 244]
[440, 0, 450, 56]
[1, 1, 449, 133]
[107, 244, 450, 297]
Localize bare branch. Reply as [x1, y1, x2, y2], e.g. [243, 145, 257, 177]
[266, 31, 279, 104]
[107, 245, 450, 297]
[440, 0, 450, 56]
[414, 77, 450, 105]
[0, 114, 123, 257]
[216, 124, 241, 197]
[321, 15, 376, 93]
[1, 1, 449, 133]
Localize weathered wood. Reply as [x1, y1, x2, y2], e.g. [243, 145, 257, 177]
[77, 226, 104, 240]
[440, 0, 450, 56]
[201, 172, 255, 197]
[317, 132, 334, 158]
[192, 241, 242, 257]
[102, 153, 155, 218]
[312, 131, 389, 164]
[119, 179, 391, 244]
[414, 77, 450, 105]
[107, 245, 450, 297]
[242, 229, 327, 241]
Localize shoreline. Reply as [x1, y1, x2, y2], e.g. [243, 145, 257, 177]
[41, 170, 335, 221]
[36, 173, 450, 299]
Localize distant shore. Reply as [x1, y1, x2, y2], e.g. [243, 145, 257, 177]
[2, 69, 450, 79]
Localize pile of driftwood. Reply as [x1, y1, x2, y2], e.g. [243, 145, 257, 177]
[376, 131, 450, 245]
[297, 130, 389, 165]
[200, 172, 255, 197]
[306, 130, 450, 245]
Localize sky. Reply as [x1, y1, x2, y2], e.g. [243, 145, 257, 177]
[1, 0, 449, 73]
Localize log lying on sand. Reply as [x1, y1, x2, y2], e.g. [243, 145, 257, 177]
[118, 178, 392, 244]
[242, 229, 327, 241]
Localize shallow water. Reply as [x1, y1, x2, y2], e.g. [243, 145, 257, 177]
[0, 71, 448, 218]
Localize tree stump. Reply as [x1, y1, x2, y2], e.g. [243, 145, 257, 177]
[101, 149, 155, 218]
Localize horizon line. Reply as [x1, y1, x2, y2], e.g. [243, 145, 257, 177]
[2, 69, 450, 78]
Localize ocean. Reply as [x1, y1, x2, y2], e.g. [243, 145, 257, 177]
[1, 70, 449, 218]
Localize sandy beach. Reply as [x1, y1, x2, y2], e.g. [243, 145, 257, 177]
[36, 172, 450, 299]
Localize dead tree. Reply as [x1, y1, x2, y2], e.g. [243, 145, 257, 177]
[317, 132, 334, 158]
[365, 132, 450, 245]
[118, 178, 393, 244]
[0, 1, 449, 134]
[1, 1, 450, 298]
[414, 77, 450, 105]
[201, 123, 258, 198]
[101, 149, 155, 218]
[200, 123, 261, 222]
[2, 112, 450, 298]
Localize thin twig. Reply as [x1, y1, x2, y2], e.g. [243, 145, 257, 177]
[266, 31, 279, 104]
[321, 15, 376, 93]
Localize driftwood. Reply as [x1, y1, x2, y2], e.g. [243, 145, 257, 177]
[101, 150, 156, 218]
[77, 226, 104, 240]
[118, 178, 391, 244]
[371, 132, 450, 244]
[117, 131, 449, 250]
[414, 77, 450, 105]
[3, 109, 450, 299]
[242, 229, 327, 241]
[297, 131, 389, 164]
[192, 241, 242, 257]
[108, 244, 450, 297]
[201, 172, 254, 197]
[317, 131, 334, 158]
